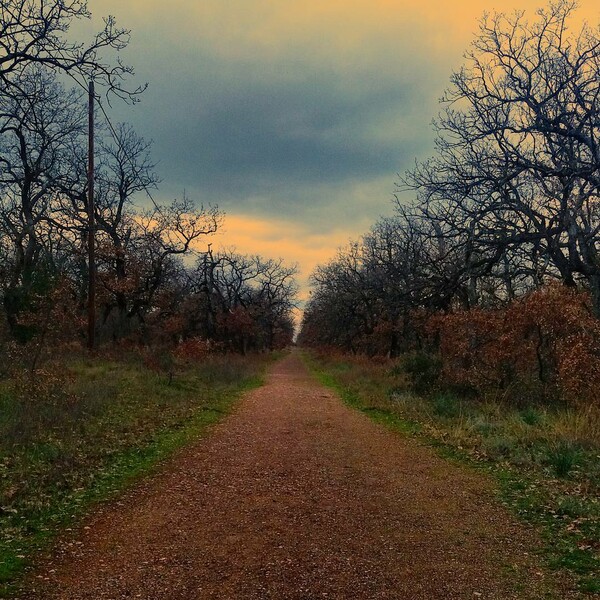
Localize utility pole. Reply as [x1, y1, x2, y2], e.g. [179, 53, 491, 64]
[87, 80, 96, 350]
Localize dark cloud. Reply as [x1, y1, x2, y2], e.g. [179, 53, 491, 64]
[107, 29, 440, 226]
[95, 1, 454, 228]
[167, 77, 413, 184]
[92, 0, 598, 232]
[123, 57, 432, 195]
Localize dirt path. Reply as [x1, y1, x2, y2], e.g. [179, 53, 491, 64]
[25, 352, 574, 599]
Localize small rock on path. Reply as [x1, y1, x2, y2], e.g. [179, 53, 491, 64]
[26, 351, 574, 599]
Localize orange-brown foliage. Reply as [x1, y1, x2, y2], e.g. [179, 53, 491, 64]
[430, 284, 600, 405]
[173, 338, 215, 363]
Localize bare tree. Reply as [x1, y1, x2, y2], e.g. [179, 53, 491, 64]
[0, 0, 144, 100]
[403, 0, 600, 312]
[92, 195, 222, 340]
[187, 249, 298, 352]
[90, 124, 159, 335]
[0, 68, 85, 336]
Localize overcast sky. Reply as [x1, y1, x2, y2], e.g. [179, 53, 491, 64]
[86, 0, 598, 301]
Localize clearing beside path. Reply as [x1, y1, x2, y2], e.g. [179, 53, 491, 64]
[24, 351, 575, 599]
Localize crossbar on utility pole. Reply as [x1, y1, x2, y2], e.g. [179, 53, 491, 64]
[87, 80, 96, 350]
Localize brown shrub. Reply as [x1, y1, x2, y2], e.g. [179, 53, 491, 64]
[431, 284, 600, 406]
[173, 338, 213, 364]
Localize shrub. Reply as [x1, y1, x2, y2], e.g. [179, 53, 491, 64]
[430, 284, 600, 407]
[482, 435, 515, 460]
[545, 441, 582, 478]
[173, 338, 213, 364]
[521, 407, 544, 426]
[399, 351, 441, 394]
[472, 416, 498, 436]
[432, 392, 463, 418]
[142, 346, 175, 384]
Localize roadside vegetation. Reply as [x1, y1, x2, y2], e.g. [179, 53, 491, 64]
[0, 349, 275, 597]
[304, 350, 600, 594]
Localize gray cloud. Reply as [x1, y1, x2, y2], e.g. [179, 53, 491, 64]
[92, 1, 459, 237]
[92, 0, 597, 234]
[104, 22, 444, 227]
[165, 77, 414, 184]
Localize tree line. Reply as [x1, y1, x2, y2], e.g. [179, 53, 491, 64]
[300, 1, 600, 403]
[0, 0, 298, 362]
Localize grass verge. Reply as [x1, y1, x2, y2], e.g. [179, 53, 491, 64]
[0, 352, 273, 598]
[303, 350, 600, 596]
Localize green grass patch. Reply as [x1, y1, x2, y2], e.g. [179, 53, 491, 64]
[0, 352, 272, 597]
[544, 441, 583, 478]
[303, 350, 600, 596]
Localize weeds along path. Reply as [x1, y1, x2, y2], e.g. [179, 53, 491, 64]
[25, 351, 574, 599]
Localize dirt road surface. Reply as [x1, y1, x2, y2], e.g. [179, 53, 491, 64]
[25, 352, 574, 599]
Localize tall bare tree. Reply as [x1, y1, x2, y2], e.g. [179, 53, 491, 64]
[0, 68, 85, 336]
[0, 0, 144, 100]
[404, 0, 600, 312]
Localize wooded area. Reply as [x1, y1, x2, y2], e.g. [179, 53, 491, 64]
[0, 0, 298, 368]
[300, 0, 600, 406]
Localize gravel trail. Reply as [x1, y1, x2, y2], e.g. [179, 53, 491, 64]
[25, 351, 574, 599]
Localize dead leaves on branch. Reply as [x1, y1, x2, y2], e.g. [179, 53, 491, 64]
[431, 284, 600, 405]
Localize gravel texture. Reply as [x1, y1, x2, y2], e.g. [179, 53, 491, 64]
[24, 351, 575, 599]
